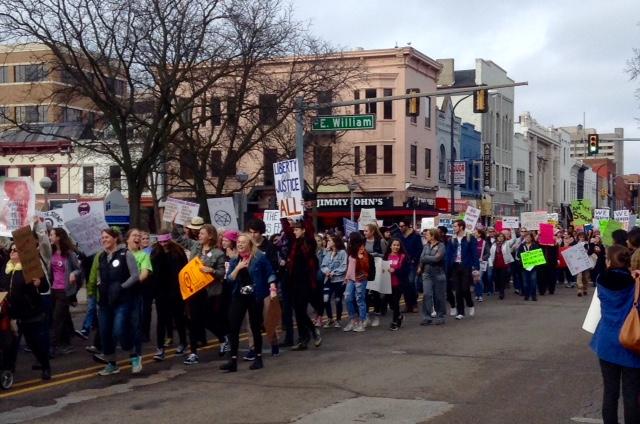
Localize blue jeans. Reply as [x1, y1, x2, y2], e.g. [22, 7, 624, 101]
[483, 267, 494, 294]
[523, 270, 538, 299]
[511, 262, 522, 292]
[128, 294, 143, 356]
[403, 262, 419, 307]
[81, 295, 98, 333]
[345, 280, 367, 321]
[99, 302, 131, 359]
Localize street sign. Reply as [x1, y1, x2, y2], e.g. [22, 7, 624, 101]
[506, 183, 520, 192]
[446, 160, 466, 185]
[312, 114, 376, 131]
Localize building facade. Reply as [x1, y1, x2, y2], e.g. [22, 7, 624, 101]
[560, 125, 624, 176]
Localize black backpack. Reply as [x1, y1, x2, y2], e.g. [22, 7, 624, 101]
[367, 252, 376, 281]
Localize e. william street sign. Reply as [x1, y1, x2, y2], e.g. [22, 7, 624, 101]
[312, 114, 376, 131]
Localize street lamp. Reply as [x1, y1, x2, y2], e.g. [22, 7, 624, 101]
[235, 171, 248, 230]
[39, 176, 52, 212]
[348, 180, 359, 222]
[547, 199, 554, 213]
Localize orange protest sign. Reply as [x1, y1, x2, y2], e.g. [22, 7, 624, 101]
[179, 256, 214, 300]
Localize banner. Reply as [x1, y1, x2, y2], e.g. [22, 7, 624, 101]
[561, 242, 594, 276]
[358, 208, 377, 230]
[0, 177, 35, 237]
[495, 220, 503, 232]
[264, 210, 282, 236]
[520, 211, 547, 231]
[463, 205, 481, 232]
[12, 225, 45, 282]
[162, 197, 200, 226]
[343, 218, 358, 237]
[571, 199, 592, 226]
[207, 197, 238, 230]
[503, 216, 520, 229]
[273, 159, 304, 218]
[520, 248, 546, 271]
[64, 213, 109, 256]
[421, 217, 435, 230]
[538, 223, 555, 246]
[179, 256, 214, 300]
[614, 209, 631, 231]
[594, 209, 610, 220]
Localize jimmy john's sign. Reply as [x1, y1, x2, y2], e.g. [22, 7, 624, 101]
[316, 197, 393, 210]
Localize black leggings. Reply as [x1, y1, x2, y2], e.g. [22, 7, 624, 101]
[292, 288, 315, 343]
[228, 294, 264, 358]
[389, 285, 402, 323]
[156, 294, 186, 350]
[17, 319, 51, 372]
[187, 291, 226, 354]
[493, 267, 510, 297]
[599, 358, 640, 424]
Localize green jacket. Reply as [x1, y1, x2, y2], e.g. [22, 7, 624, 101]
[87, 252, 103, 298]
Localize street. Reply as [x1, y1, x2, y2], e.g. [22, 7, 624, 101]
[0, 287, 605, 424]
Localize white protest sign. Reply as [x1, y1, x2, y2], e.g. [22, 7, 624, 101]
[582, 288, 601, 334]
[631, 215, 637, 229]
[64, 213, 109, 256]
[263, 210, 282, 236]
[421, 217, 436, 230]
[273, 159, 304, 218]
[561, 242, 594, 276]
[162, 197, 200, 226]
[520, 211, 548, 231]
[592, 219, 600, 230]
[502, 216, 520, 229]
[40, 210, 65, 229]
[594, 209, 610, 220]
[62, 201, 104, 221]
[104, 189, 130, 225]
[358, 208, 378, 230]
[614, 209, 631, 231]
[547, 213, 559, 223]
[207, 197, 238, 230]
[0, 177, 36, 237]
[463, 205, 481, 232]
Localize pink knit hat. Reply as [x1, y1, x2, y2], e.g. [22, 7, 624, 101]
[223, 230, 239, 242]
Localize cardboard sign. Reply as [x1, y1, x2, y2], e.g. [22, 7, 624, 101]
[343, 218, 358, 237]
[437, 214, 454, 235]
[503, 216, 520, 229]
[273, 159, 304, 218]
[179, 256, 214, 300]
[40, 210, 65, 229]
[11, 225, 45, 282]
[582, 288, 600, 334]
[594, 209, 610, 220]
[64, 213, 109, 256]
[520, 248, 546, 271]
[263, 210, 282, 236]
[614, 210, 631, 231]
[520, 212, 547, 231]
[0, 177, 36, 237]
[538, 223, 555, 245]
[162, 197, 200, 226]
[561, 242, 594, 276]
[358, 208, 377, 230]
[207, 197, 238, 230]
[600, 219, 623, 247]
[463, 205, 481, 232]
[421, 217, 435, 230]
[104, 189, 130, 225]
[571, 199, 593, 226]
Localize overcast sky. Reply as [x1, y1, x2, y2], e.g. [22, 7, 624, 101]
[294, 0, 640, 174]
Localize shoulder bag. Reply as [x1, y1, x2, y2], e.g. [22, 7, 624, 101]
[619, 276, 640, 355]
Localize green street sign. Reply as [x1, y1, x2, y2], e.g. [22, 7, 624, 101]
[312, 114, 376, 131]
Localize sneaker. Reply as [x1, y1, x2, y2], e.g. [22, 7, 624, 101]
[371, 316, 380, 327]
[478, 296, 484, 302]
[323, 319, 334, 329]
[353, 322, 366, 332]
[313, 329, 322, 347]
[75, 329, 89, 340]
[390, 322, 399, 331]
[455, 314, 464, 320]
[183, 353, 199, 365]
[131, 356, 142, 374]
[431, 311, 437, 318]
[85, 345, 100, 354]
[58, 345, 75, 355]
[468, 307, 475, 317]
[176, 345, 186, 355]
[271, 345, 280, 357]
[93, 353, 108, 364]
[514, 289, 521, 295]
[333, 320, 342, 329]
[164, 337, 173, 348]
[577, 292, 583, 297]
[219, 338, 230, 357]
[243, 349, 256, 361]
[343, 320, 355, 332]
[98, 363, 120, 376]
[420, 319, 432, 326]
[449, 309, 457, 317]
[362, 318, 370, 328]
[153, 349, 165, 362]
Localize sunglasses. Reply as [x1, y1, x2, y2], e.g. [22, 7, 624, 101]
[10, 247, 17, 252]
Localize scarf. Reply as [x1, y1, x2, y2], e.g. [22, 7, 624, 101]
[5, 261, 22, 274]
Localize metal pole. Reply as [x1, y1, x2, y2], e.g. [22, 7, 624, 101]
[294, 97, 305, 189]
[350, 189, 354, 222]
[449, 95, 471, 215]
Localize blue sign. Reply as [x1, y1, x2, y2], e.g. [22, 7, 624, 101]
[343, 218, 358, 237]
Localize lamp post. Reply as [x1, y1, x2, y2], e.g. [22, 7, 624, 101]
[547, 199, 554, 213]
[484, 185, 496, 224]
[235, 171, 248, 230]
[450, 95, 472, 214]
[348, 180, 359, 222]
[39, 176, 52, 212]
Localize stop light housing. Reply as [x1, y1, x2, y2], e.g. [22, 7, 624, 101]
[473, 89, 488, 113]
[406, 88, 420, 116]
[588, 134, 599, 155]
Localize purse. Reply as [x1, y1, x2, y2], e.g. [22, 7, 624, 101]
[619, 277, 640, 355]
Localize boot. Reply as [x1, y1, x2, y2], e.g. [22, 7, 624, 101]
[219, 357, 237, 373]
[249, 355, 263, 370]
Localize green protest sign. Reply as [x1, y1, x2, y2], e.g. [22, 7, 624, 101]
[521, 248, 546, 271]
[600, 219, 622, 247]
[571, 199, 593, 226]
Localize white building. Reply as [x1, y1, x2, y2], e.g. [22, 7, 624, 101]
[512, 131, 530, 214]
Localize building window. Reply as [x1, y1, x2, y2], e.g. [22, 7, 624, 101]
[63, 107, 83, 123]
[83, 166, 95, 194]
[383, 145, 392, 174]
[263, 148, 277, 185]
[0, 106, 8, 125]
[314, 145, 333, 178]
[180, 104, 192, 126]
[353, 90, 360, 115]
[317, 91, 332, 116]
[383, 89, 392, 119]
[495, 113, 501, 148]
[0, 167, 6, 177]
[354, 146, 360, 175]
[424, 96, 431, 128]
[180, 151, 196, 179]
[439, 145, 446, 182]
[15, 64, 46, 82]
[19, 167, 31, 177]
[410, 145, 417, 176]
[258, 94, 277, 125]
[210, 97, 222, 126]
[16, 105, 48, 123]
[365, 88, 377, 115]
[109, 165, 121, 191]
[0, 66, 7, 84]
[365, 145, 377, 174]
[227, 96, 238, 125]
[210, 150, 222, 177]
[45, 167, 59, 193]
[106, 77, 126, 96]
[424, 148, 432, 178]
[517, 169, 525, 191]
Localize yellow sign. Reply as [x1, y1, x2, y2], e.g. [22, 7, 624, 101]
[179, 256, 214, 300]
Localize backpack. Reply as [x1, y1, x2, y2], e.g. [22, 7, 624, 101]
[367, 252, 376, 281]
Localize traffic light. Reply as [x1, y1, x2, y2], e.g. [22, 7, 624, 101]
[473, 89, 488, 113]
[406, 88, 420, 116]
[588, 134, 599, 155]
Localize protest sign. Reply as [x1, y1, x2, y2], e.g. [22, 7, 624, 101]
[64, 213, 109, 256]
[631, 215, 637, 229]
[520, 211, 547, 231]
[582, 289, 601, 334]
[0, 177, 35, 237]
[104, 189, 130, 225]
[358, 208, 377, 230]
[11, 225, 45, 282]
[503, 216, 520, 229]
[495, 220, 503, 232]
[592, 219, 600, 230]
[421, 217, 436, 230]
[547, 213, 559, 225]
[561, 242, 594, 276]
[538, 223, 555, 246]
[571, 199, 592, 226]
[614, 209, 631, 231]
[40, 210, 65, 229]
[367, 258, 392, 294]
[343, 218, 358, 237]
[207, 197, 238, 230]
[179, 256, 214, 300]
[464, 205, 481, 232]
[520, 248, 546, 271]
[594, 209, 610, 220]
[162, 197, 200, 226]
[600, 219, 623, 247]
[273, 159, 304, 218]
[62, 200, 104, 221]
[437, 214, 454, 235]
[264, 210, 282, 236]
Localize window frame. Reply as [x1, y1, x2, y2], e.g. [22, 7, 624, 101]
[83, 166, 95, 194]
[383, 145, 392, 174]
[365, 145, 377, 174]
[410, 145, 417, 176]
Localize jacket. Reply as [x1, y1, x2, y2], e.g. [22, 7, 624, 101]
[445, 233, 479, 270]
[227, 250, 276, 300]
[198, 247, 226, 297]
[419, 241, 446, 278]
[590, 268, 640, 368]
[488, 238, 518, 267]
[50, 250, 83, 297]
[97, 248, 139, 307]
[150, 246, 188, 299]
[320, 249, 348, 283]
[1, 263, 50, 322]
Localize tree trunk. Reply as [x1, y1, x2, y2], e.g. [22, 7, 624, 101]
[127, 176, 145, 228]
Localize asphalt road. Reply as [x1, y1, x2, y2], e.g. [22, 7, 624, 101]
[0, 286, 605, 424]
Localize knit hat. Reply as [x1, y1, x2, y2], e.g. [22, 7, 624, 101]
[223, 230, 239, 242]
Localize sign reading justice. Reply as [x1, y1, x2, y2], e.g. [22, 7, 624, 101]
[273, 159, 304, 218]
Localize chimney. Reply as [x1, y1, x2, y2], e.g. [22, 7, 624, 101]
[436, 58, 454, 87]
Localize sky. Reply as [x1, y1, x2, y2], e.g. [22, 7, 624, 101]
[293, 0, 640, 173]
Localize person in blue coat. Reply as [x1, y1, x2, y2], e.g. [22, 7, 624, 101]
[590, 244, 640, 424]
[444, 220, 479, 319]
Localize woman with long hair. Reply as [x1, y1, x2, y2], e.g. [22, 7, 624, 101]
[384, 238, 408, 330]
[48, 227, 82, 355]
[517, 232, 539, 301]
[363, 223, 387, 327]
[488, 233, 514, 300]
[320, 235, 347, 328]
[418, 229, 447, 325]
[343, 231, 370, 333]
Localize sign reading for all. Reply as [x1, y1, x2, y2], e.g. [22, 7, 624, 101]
[273, 159, 304, 218]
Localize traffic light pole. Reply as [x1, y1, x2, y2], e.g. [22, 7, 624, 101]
[450, 95, 472, 215]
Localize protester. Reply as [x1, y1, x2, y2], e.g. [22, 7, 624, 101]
[575, 232, 591, 297]
[363, 223, 387, 327]
[320, 235, 347, 328]
[384, 238, 407, 330]
[398, 220, 421, 313]
[474, 229, 489, 302]
[488, 233, 514, 300]
[445, 220, 478, 319]
[418, 229, 447, 325]
[343, 231, 370, 332]
[558, 234, 577, 288]
[517, 232, 539, 301]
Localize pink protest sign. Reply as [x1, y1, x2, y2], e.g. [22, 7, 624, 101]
[495, 221, 503, 232]
[538, 223, 555, 246]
